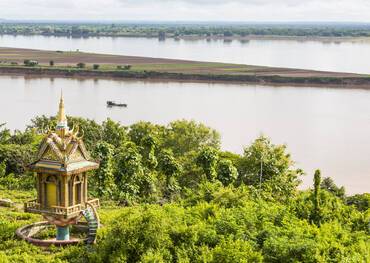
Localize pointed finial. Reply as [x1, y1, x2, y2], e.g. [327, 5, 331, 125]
[57, 90, 66, 123]
[56, 90, 69, 135]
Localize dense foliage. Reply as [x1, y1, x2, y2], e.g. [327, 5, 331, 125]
[0, 117, 369, 262]
[1, 22, 370, 38]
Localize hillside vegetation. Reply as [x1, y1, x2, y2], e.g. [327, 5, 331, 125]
[0, 118, 369, 262]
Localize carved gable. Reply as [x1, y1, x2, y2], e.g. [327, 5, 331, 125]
[42, 146, 59, 161]
[68, 147, 85, 163]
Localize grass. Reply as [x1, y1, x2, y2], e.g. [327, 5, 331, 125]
[0, 188, 125, 262]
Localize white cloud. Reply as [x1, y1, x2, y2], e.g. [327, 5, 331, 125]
[0, 0, 369, 22]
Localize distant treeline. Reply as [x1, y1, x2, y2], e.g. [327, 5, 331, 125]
[1, 22, 370, 38]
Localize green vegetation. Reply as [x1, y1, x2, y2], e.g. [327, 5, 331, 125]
[76, 62, 86, 68]
[23, 59, 38, 67]
[1, 22, 370, 38]
[0, 117, 369, 262]
[1, 64, 370, 87]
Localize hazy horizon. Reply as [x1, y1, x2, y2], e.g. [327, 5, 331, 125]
[1, 0, 370, 22]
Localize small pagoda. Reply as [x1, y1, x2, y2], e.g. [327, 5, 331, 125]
[25, 94, 100, 243]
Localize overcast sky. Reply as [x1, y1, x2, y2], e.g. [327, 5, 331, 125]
[1, 0, 370, 22]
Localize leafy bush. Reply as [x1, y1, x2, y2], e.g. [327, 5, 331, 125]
[24, 60, 38, 67]
[117, 64, 132, 70]
[76, 62, 86, 68]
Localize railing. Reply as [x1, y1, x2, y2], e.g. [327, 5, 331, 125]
[25, 199, 99, 217]
[87, 198, 100, 209]
[24, 200, 82, 218]
[24, 199, 40, 211]
[52, 204, 82, 216]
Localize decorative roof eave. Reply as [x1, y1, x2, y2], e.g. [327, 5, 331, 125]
[28, 161, 99, 176]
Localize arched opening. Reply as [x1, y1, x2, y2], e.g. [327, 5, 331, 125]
[45, 175, 57, 208]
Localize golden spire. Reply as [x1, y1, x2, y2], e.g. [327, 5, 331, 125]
[57, 91, 67, 123]
[56, 91, 68, 134]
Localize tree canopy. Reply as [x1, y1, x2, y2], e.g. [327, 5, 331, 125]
[0, 117, 369, 263]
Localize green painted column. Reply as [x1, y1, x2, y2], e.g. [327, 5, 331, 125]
[56, 226, 70, 241]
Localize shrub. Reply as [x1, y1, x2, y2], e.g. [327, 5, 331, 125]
[117, 64, 132, 70]
[49, 60, 54, 66]
[23, 60, 38, 67]
[93, 64, 100, 70]
[76, 62, 86, 68]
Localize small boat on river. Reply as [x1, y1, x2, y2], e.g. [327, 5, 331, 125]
[107, 101, 127, 107]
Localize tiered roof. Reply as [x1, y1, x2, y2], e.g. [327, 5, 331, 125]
[29, 93, 98, 175]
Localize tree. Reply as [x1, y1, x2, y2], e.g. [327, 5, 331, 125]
[139, 134, 158, 169]
[76, 62, 86, 68]
[0, 144, 35, 175]
[123, 64, 132, 70]
[93, 64, 100, 70]
[217, 159, 238, 186]
[0, 123, 11, 144]
[158, 150, 181, 198]
[196, 146, 219, 181]
[320, 177, 345, 199]
[101, 118, 127, 148]
[128, 122, 163, 147]
[49, 60, 54, 66]
[114, 143, 146, 203]
[313, 170, 322, 226]
[23, 59, 38, 66]
[238, 136, 302, 201]
[346, 193, 370, 212]
[93, 142, 116, 198]
[163, 120, 220, 156]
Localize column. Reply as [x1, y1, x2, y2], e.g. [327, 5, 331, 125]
[56, 226, 70, 241]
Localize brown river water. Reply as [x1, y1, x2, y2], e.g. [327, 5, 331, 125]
[0, 76, 369, 194]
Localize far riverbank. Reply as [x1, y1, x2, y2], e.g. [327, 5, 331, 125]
[0, 47, 370, 87]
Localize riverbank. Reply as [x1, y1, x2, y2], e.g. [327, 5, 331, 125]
[0, 47, 369, 86]
[1, 66, 370, 87]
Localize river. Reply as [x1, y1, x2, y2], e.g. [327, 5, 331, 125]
[1, 35, 370, 74]
[0, 75, 369, 194]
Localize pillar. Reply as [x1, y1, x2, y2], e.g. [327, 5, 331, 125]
[56, 226, 70, 241]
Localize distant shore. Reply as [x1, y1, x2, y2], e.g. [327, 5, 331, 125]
[2, 33, 370, 43]
[0, 47, 369, 87]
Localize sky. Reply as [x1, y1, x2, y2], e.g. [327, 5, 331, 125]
[1, 0, 370, 22]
